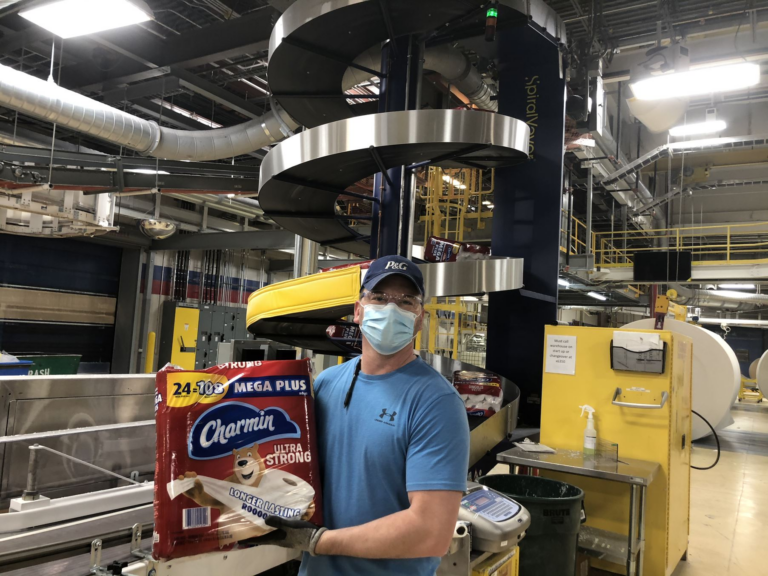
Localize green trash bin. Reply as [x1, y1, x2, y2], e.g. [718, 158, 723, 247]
[17, 354, 81, 375]
[479, 474, 584, 576]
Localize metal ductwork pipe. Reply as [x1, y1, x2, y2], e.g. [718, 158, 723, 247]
[0, 64, 299, 161]
[670, 284, 768, 311]
[343, 45, 498, 111]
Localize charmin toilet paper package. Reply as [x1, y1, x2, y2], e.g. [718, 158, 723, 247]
[453, 370, 503, 417]
[153, 360, 323, 560]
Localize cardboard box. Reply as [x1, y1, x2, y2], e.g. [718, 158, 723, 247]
[472, 547, 520, 576]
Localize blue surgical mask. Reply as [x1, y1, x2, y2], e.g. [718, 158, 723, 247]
[360, 303, 417, 355]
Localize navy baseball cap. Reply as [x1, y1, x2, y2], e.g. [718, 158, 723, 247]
[362, 255, 425, 296]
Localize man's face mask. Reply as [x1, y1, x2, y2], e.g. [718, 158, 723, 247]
[360, 302, 417, 355]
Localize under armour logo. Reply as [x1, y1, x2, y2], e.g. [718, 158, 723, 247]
[385, 262, 408, 270]
[379, 408, 397, 422]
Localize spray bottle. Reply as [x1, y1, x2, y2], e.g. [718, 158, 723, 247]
[579, 405, 597, 455]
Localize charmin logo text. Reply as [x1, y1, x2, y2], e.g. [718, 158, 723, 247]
[189, 402, 301, 460]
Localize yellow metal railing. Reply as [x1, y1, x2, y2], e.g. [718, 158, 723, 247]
[560, 211, 596, 256]
[591, 221, 768, 267]
[419, 166, 494, 243]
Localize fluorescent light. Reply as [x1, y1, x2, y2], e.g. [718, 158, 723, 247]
[558, 278, 569, 287]
[669, 120, 726, 137]
[20, 0, 152, 39]
[463, 296, 479, 301]
[698, 317, 768, 327]
[718, 283, 755, 290]
[226, 194, 235, 198]
[630, 63, 760, 101]
[572, 137, 596, 147]
[441, 174, 465, 188]
[126, 169, 170, 175]
[482, 200, 492, 205]
[587, 291, 607, 301]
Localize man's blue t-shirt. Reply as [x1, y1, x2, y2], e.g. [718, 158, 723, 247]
[299, 356, 470, 576]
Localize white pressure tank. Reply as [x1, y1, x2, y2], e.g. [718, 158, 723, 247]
[754, 350, 768, 396]
[623, 318, 740, 440]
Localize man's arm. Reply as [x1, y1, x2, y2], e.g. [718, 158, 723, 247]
[314, 490, 462, 559]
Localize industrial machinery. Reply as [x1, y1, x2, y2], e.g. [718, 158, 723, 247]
[539, 326, 692, 576]
[0, 0, 572, 572]
[157, 301, 253, 370]
[438, 482, 531, 575]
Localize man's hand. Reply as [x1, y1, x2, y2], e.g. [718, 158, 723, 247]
[247, 516, 328, 556]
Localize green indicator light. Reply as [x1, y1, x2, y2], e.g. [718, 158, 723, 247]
[487, 7, 498, 18]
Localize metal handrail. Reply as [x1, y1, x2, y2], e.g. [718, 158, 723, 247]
[589, 220, 768, 267]
[0, 420, 155, 445]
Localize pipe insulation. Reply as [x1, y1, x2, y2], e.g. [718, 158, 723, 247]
[670, 284, 768, 311]
[0, 63, 299, 161]
[342, 45, 498, 111]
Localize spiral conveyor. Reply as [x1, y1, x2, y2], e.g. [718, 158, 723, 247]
[257, 0, 531, 256]
[247, 1, 535, 459]
[249, 0, 534, 351]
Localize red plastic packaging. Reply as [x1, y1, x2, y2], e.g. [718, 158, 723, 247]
[453, 370, 503, 417]
[424, 236, 491, 263]
[153, 360, 323, 560]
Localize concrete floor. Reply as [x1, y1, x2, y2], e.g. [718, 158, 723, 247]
[672, 401, 768, 576]
[490, 400, 768, 576]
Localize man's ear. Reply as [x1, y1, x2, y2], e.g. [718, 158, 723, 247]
[354, 300, 363, 325]
[414, 308, 425, 335]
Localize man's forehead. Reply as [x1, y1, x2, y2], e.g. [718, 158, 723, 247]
[372, 274, 419, 294]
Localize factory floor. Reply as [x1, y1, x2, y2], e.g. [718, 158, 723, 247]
[671, 401, 768, 576]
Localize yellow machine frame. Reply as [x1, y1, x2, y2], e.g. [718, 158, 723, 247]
[540, 326, 692, 576]
[739, 376, 764, 403]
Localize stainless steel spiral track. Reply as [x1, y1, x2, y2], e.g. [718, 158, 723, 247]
[259, 0, 531, 256]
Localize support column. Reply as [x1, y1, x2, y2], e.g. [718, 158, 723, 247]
[370, 35, 423, 259]
[111, 248, 143, 374]
[486, 25, 566, 426]
[136, 249, 155, 374]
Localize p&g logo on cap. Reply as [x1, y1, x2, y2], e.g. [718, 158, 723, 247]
[189, 401, 301, 460]
[385, 261, 408, 270]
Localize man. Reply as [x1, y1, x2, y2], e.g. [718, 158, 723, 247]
[263, 255, 470, 575]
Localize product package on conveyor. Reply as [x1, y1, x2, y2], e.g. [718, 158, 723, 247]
[453, 370, 503, 417]
[153, 360, 323, 560]
[424, 236, 491, 263]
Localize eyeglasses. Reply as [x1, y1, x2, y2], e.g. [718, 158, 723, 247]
[362, 290, 423, 312]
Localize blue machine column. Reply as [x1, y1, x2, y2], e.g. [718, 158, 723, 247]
[370, 35, 423, 259]
[486, 25, 566, 426]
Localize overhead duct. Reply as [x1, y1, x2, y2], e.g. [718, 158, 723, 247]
[0, 63, 299, 162]
[342, 44, 498, 111]
[670, 284, 768, 311]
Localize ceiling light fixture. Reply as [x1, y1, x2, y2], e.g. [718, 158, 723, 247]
[718, 283, 756, 290]
[669, 120, 726, 137]
[587, 291, 607, 301]
[630, 62, 760, 101]
[126, 169, 170, 175]
[20, 0, 152, 39]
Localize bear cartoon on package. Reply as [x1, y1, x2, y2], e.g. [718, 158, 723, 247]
[153, 359, 323, 560]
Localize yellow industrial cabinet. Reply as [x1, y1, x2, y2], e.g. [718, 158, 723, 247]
[157, 303, 200, 370]
[540, 326, 692, 576]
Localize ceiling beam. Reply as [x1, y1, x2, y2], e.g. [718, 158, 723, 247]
[171, 66, 266, 119]
[151, 230, 296, 251]
[130, 97, 209, 131]
[0, 164, 260, 193]
[59, 8, 279, 92]
[0, 143, 261, 177]
[102, 77, 181, 105]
